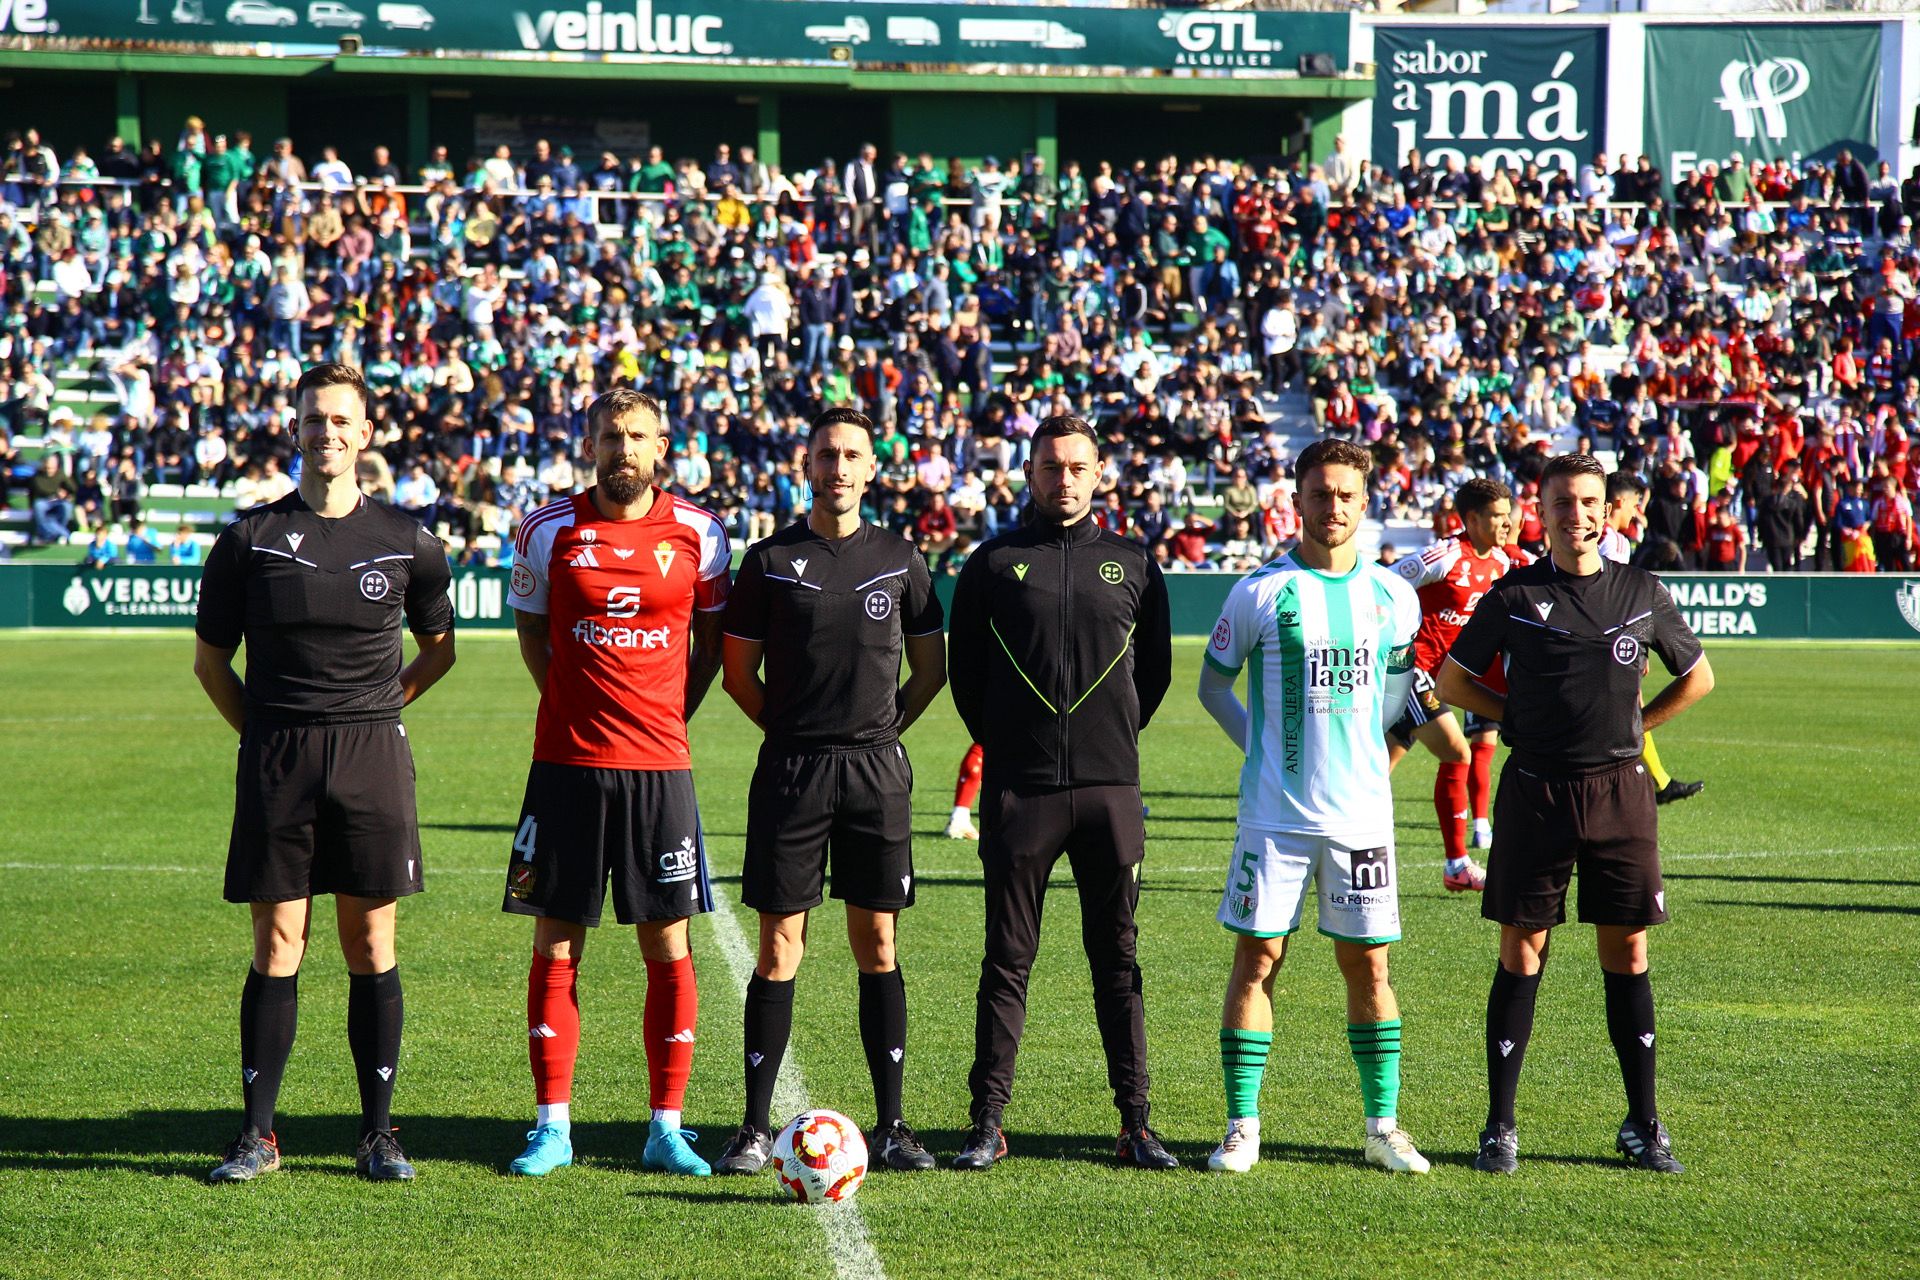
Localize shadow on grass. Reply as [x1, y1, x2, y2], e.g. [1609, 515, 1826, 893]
[0, 1111, 770, 1178]
[1668, 872, 1920, 889]
[1699, 899, 1920, 917]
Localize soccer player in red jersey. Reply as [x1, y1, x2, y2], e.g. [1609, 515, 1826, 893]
[1387, 478, 1531, 890]
[500, 388, 730, 1178]
[948, 743, 983, 840]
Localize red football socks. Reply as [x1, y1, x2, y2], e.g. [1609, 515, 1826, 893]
[527, 952, 581, 1106]
[1469, 741, 1497, 821]
[644, 954, 698, 1112]
[1436, 761, 1470, 862]
[954, 743, 984, 811]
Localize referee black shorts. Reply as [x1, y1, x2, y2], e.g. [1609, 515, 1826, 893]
[502, 763, 713, 927]
[743, 741, 914, 914]
[1483, 756, 1667, 930]
[225, 720, 424, 903]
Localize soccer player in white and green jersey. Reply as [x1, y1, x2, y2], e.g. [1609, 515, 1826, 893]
[1196, 439, 1428, 1174]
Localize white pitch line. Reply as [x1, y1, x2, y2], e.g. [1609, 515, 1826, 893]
[704, 884, 887, 1280]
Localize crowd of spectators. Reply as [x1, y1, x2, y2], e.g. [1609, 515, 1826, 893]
[2, 118, 1918, 573]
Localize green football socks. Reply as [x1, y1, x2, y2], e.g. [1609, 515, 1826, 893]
[1348, 1020, 1402, 1120]
[1220, 1027, 1272, 1120]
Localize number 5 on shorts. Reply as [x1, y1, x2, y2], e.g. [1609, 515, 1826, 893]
[513, 815, 538, 862]
[1233, 847, 1258, 894]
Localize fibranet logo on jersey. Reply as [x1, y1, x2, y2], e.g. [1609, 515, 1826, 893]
[572, 620, 672, 649]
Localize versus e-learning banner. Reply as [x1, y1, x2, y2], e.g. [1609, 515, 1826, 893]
[6, 0, 1346, 73]
[1372, 25, 1606, 178]
[1643, 22, 1880, 185]
[8, 567, 1920, 640]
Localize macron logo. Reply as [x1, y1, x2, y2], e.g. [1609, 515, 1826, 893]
[1535, 601, 1553, 620]
[900, 875, 912, 894]
[569, 546, 599, 568]
[748, 1052, 764, 1067]
[888, 1047, 903, 1063]
[1498, 1040, 1515, 1058]
[243, 1068, 259, 1083]
[792, 557, 808, 577]
[1639, 1033, 1655, 1048]
[376, 1066, 394, 1081]
[285, 532, 305, 553]
[665, 1028, 695, 1044]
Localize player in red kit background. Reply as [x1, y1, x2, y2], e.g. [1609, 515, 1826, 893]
[1389, 478, 1531, 890]
[501, 387, 730, 1179]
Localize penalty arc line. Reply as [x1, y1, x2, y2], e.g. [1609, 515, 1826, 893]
[703, 884, 888, 1280]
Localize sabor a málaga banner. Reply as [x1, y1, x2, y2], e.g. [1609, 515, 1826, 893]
[1643, 23, 1880, 185]
[1372, 25, 1606, 178]
[6, 0, 1347, 73]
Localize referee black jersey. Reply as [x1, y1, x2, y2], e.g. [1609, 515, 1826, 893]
[196, 492, 454, 727]
[1446, 555, 1703, 774]
[721, 520, 943, 750]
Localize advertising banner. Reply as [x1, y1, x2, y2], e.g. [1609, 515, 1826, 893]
[15, 0, 1348, 74]
[1643, 23, 1880, 185]
[8, 567, 1920, 640]
[1372, 25, 1605, 178]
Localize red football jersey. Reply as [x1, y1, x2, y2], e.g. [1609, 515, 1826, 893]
[1391, 536, 1531, 675]
[508, 488, 731, 770]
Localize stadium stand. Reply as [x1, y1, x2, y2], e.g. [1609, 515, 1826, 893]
[1, 124, 1916, 573]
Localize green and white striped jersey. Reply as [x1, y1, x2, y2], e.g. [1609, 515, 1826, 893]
[1204, 553, 1420, 842]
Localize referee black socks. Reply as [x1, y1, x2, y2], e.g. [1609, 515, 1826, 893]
[348, 967, 404, 1138]
[859, 967, 907, 1131]
[1603, 969, 1659, 1128]
[1485, 964, 1542, 1129]
[743, 974, 795, 1134]
[239, 966, 298, 1139]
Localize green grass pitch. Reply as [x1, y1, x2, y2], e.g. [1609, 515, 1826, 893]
[0, 634, 1915, 1279]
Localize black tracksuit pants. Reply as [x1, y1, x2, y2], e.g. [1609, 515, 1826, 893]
[968, 783, 1151, 1126]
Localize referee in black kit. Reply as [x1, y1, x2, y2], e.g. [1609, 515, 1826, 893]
[194, 363, 456, 1184]
[1438, 453, 1714, 1176]
[946, 414, 1175, 1172]
[716, 408, 948, 1174]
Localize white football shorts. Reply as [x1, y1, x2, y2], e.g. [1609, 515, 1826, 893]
[1217, 828, 1401, 944]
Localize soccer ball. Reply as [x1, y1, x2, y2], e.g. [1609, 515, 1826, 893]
[771, 1109, 868, 1204]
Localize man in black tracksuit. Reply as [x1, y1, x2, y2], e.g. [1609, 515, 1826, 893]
[945, 414, 1175, 1171]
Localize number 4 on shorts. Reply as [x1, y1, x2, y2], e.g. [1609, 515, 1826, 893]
[513, 815, 538, 861]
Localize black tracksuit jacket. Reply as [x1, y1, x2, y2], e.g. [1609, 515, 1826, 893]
[948, 514, 1172, 790]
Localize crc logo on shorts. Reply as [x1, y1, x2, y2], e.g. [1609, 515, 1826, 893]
[1348, 846, 1392, 892]
[359, 571, 390, 601]
[1099, 561, 1125, 584]
[1211, 618, 1231, 651]
[511, 563, 536, 598]
[1612, 634, 1642, 666]
[865, 589, 894, 621]
[607, 585, 643, 618]
[508, 863, 536, 901]
[657, 836, 699, 884]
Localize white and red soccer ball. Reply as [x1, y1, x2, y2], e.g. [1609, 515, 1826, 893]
[772, 1109, 868, 1204]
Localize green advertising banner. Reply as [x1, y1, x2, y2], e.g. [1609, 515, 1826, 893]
[1373, 25, 1605, 178]
[20, 0, 1346, 74]
[8, 567, 1920, 640]
[1643, 23, 1880, 186]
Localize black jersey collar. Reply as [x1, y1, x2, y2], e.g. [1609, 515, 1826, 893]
[1036, 514, 1102, 546]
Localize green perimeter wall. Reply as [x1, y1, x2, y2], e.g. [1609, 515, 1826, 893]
[0, 57, 1357, 178]
[6, 567, 1918, 641]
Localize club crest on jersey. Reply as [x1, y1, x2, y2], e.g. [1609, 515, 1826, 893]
[359, 570, 389, 601]
[654, 541, 677, 576]
[1612, 634, 1642, 666]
